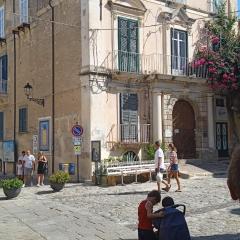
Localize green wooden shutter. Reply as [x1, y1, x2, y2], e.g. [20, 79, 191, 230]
[0, 112, 3, 140]
[118, 17, 138, 72]
[120, 93, 138, 141]
[128, 20, 138, 72]
[19, 108, 27, 132]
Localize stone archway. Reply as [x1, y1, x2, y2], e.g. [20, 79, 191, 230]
[172, 100, 196, 159]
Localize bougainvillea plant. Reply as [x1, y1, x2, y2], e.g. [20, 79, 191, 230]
[194, 2, 240, 92]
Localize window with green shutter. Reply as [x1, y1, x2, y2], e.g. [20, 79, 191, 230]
[0, 112, 3, 140]
[118, 17, 139, 72]
[19, 107, 27, 133]
[120, 93, 138, 141]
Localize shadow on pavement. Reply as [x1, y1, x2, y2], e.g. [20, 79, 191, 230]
[0, 196, 7, 200]
[230, 208, 240, 215]
[107, 190, 149, 196]
[35, 190, 55, 195]
[107, 190, 169, 196]
[183, 159, 229, 178]
[191, 234, 240, 240]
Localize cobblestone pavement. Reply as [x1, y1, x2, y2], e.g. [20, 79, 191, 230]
[0, 175, 239, 240]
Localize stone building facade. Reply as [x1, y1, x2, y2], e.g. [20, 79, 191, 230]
[0, 0, 237, 181]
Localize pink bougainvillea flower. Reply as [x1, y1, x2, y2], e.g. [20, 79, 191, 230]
[212, 36, 220, 45]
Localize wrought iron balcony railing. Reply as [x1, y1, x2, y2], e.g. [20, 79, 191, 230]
[101, 50, 207, 78]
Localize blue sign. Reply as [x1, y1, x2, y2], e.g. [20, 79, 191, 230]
[3, 140, 15, 162]
[72, 125, 84, 137]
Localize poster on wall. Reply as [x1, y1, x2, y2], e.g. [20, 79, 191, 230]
[91, 141, 101, 162]
[3, 140, 15, 162]
[39, 119, 50, 152]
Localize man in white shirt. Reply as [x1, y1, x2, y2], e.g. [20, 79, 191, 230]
[154, 141, 170, 192]
[23, 150, 35, 187]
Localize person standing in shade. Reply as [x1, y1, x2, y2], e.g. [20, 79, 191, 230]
[23, 150, 35, 187]
[17, 151, 25, 180]
[36, 152, 47, 187]
[154, 141, 170, 192]
[167, 143, 181, 192]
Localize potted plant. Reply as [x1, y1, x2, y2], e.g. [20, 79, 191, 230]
[0, 178, 23, 199]
[49, 171, 70, 192]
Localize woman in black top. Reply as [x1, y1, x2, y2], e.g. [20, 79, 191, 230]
[37, 152, 47, 187]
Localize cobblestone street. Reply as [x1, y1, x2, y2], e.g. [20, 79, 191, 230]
[0, 175, 239, 240]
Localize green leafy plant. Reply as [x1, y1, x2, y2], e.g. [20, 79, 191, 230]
[145, 142, 168, 160]
[49, 171, 70, 184]
[146, 144, 155, 160]
[0, 178, 23, 190]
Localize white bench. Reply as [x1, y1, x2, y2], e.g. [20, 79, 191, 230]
[106, 163, 169, 185]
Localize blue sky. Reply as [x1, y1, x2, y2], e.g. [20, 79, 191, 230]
[238, 0, 240, 16]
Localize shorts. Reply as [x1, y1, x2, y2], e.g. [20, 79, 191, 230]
[138, 229, 156, 240]
[170, 164, 179, 172]
[24, 167, 33, 176]
[156, 172, 163, 182]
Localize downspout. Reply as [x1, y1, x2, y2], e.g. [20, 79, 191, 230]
[13, 0, 17, 175]
[49, 0, 55, 174]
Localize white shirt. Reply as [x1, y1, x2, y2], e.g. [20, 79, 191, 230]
[18, 154, 25, 161]
[154, 148, 165, 170]
[23, 154, 35, 168]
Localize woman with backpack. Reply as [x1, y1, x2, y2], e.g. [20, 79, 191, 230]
[167, 143, 181, 192]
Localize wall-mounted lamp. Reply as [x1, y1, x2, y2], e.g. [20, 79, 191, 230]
[24, 83, 45, 107]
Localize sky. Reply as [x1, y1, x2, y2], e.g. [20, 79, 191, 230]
[238, 0, 240, 16]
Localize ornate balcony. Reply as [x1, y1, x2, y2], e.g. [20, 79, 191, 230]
[100, 50, 207, 78]
[106, 123, 150, 148]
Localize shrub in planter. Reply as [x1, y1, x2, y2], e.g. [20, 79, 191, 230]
[0, 178, 23, 199]
[49, 171, 70, 192]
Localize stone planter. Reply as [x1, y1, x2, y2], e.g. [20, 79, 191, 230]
[3, 188, 21, 199]
[50, 182, 65, 192]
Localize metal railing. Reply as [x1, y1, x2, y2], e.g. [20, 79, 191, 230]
[101, 51, 207, 78]
[0, 80, 7, 94]
[120, 123, 150, 144]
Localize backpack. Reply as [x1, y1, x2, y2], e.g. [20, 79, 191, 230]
[153, 204, 191, 240]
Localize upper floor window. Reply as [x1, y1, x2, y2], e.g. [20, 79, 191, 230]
[118, 17, 139, 73]
[0, 7, 4, 38]
[20, 0, 28, 24]
[0, 55, 7, 94]
[0, 112, 3, 140]
[171, 28, 188, 75]
[210, 0, 222, 13]
[19, 107, 28, 133]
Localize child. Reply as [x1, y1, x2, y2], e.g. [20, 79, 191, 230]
[162, 196, 174, 208]
[16, 159, 23, 180]
[138, 190, 164, 240]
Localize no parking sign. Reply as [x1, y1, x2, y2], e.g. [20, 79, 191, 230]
[71, 125, 84, 137]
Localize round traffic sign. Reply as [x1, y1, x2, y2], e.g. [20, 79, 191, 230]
[71, 125, 84, 137]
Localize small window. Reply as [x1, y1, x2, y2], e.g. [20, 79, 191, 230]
[0, 55, 7, 94]
[0, 112, 3, 140]
[19, 107, 28, 132]
[216, 98, 225, 107]
[20, 0, 28, 24]
[122, 151, 139, 162]
[0, 6, 4, 38]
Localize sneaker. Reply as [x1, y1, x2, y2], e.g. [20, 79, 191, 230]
[40, 183, 45, 186]
[22, 184, 25, 188]
[36, 184, 40, 187]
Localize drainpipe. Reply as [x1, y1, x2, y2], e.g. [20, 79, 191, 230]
[49, 0, 55, 174]
[13, 0, 17, 175]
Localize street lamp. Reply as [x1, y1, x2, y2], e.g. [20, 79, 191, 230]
[24, 83, 45, 107]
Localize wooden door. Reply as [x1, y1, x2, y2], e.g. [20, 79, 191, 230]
[173, 100, 196, 159]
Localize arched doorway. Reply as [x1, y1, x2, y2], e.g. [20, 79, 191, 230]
[172, 100, 196, 159]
